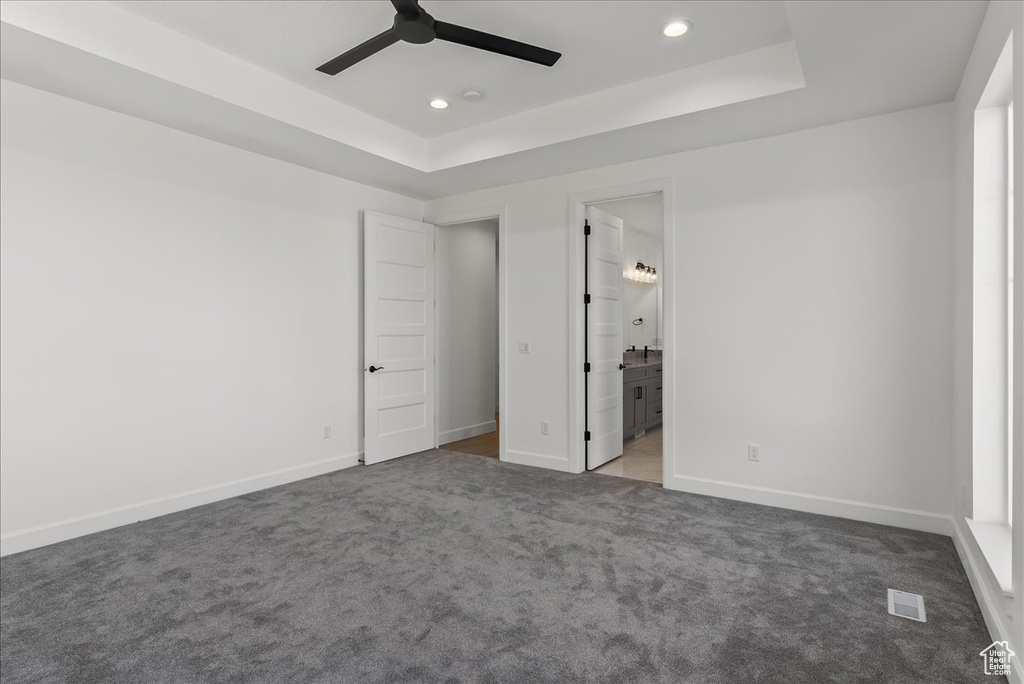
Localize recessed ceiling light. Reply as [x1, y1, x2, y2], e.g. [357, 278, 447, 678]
[462, 89, 483, 102]
[663, 21, 692, 38]
[430, 98, 449, 110]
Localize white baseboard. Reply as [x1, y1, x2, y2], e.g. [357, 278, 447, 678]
[505, 449, 570, 472]
[0, 452, 362, 557]
[951, 517, 1021, 684]
[665, 474, 953, 535]
[440, 420, 496, 445]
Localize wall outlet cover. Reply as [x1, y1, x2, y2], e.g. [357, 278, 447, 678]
[518, 341, 531, 354]
[748, 444, 760, 461]
[323, 424, 332, 439]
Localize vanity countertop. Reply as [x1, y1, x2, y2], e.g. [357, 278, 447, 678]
[622, 358, 662, 369]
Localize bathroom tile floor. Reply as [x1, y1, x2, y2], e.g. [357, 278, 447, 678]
[592, 427, 662, 484]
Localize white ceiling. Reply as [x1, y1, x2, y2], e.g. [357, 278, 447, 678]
[113, 1, 793, 137]
[0, 1, 988, 199]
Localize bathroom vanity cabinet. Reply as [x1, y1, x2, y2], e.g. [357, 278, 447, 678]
[623, 363, 662, 439]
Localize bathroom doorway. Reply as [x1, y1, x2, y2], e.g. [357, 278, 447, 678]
[568, 181, 672, 485]
[589, 195, 664, 483]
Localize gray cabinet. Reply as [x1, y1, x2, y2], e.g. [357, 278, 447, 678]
[647, 369, 663, 428]
[622, 363, 662, 439]
[623, 380, 645, 433]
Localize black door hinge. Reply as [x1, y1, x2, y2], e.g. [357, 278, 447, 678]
[584, 431, 592, 441]
[584, 293, 591, 304]
[584, 220, 591, 236]
[584, 362, 591, 373]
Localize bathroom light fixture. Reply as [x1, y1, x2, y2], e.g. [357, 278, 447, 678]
[462, 88, 483, 102]
[430, 98, 449, 109]
[663, 21, 692, 37]
[624, 261, 657, 283]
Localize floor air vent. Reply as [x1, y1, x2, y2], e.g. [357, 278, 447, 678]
[887, 589, 926, 622]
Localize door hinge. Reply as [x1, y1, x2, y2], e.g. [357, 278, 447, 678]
[584, 431, 592, 441]
[584, 362, 591, 373]
[584, 220, 591, 236]
[584, 293, 591, 304]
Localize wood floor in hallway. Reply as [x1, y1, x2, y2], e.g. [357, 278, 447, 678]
[442, 414, 499, 458]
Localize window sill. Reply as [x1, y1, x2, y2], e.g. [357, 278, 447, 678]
[966, 518, 1013, 597]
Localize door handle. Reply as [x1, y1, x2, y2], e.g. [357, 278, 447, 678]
[618, 363, 626, 370]
[368, 365, 384, 373]
[638, 386, 643, 399]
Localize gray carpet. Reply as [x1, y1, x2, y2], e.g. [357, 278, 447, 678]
[0, 451, 998, 683]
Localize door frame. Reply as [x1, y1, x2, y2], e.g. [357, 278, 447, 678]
[425, 204, 508, 462]
[567, 179, 675, 480]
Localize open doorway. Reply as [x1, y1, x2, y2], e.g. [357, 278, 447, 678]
[588, 195, 664, 483]
[567, 181, 672, 485]
[362, 207, 506, 466]
[434, 218, 500, 459]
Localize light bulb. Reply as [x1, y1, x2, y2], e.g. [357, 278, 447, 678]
[663, 21, 692, 38]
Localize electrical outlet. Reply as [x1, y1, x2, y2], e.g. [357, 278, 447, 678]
[540, 420, 550, 435]
[518, 341, 531, 354]
[747, 444, 761, 462]
[323, 424, 332, 439]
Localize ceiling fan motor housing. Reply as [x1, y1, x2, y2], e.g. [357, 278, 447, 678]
[315, 0, 561, 75]
[394, 10, 436, 44]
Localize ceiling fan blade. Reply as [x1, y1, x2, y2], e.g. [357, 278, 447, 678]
[434, 21, 561, 67]
[316, 28, 399, 75]
[390, 0, 420, 16]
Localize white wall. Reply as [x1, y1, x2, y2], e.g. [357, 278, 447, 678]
[622, 229, 663, 350]
[436, 219, 498, 443]
[426, 102, 956, 529]
[951, 2, 1023, 680]
[593, 196, 665, 349]
[0, 80, 424, 555]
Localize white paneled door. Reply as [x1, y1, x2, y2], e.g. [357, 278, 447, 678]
[586, 205, 625, 469]
[364, 211, 436, 465]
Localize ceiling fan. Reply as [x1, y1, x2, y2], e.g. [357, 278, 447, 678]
[316, 0, 561, 75]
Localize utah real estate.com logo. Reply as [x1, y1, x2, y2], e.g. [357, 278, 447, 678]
[980, 641, 1015, 677]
